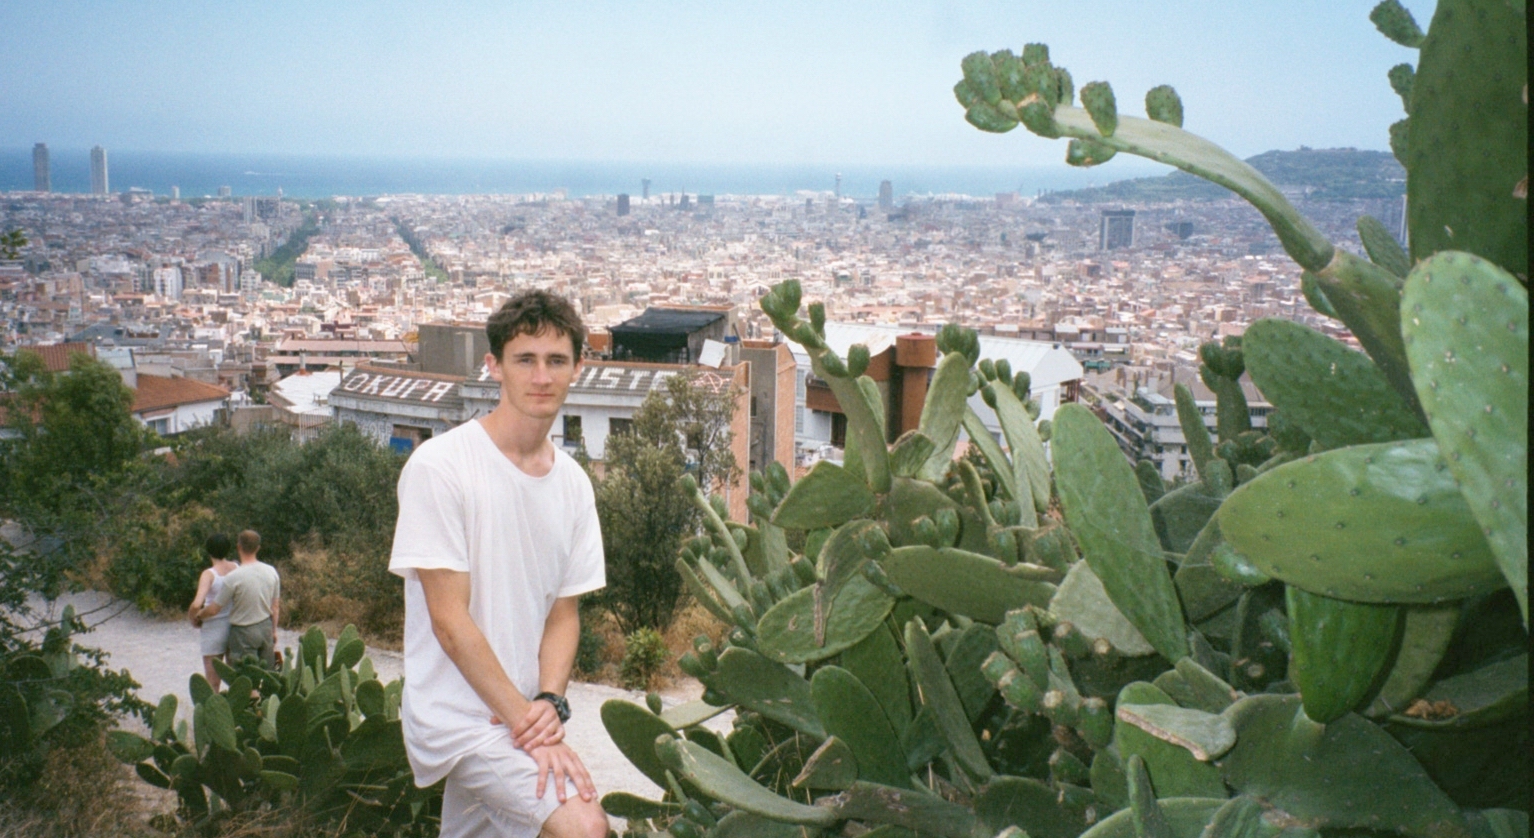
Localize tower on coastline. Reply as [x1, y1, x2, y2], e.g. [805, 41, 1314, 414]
[90, 146, 109, 195]
[33, 143, 50, 192]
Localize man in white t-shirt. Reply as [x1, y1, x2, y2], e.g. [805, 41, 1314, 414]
[390, 291, 609, 838]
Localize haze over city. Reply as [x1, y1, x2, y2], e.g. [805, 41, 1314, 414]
[5, 1, 1427, 167]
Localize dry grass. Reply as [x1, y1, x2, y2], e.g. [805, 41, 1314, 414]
[657, 598, 730, 689]
[578, 597, 729, 693]
[0, 733, 168, 838]
[280, 540, 404, 651]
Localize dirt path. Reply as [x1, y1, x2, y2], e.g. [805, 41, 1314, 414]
[45, 591, 727, 824]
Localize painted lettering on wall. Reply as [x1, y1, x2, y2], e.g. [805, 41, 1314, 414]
[339, 372, 456, 403]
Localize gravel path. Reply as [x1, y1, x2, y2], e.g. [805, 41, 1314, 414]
[43, 591, 727, 824]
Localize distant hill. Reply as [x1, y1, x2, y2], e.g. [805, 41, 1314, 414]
[1041, 147, 1405, 204]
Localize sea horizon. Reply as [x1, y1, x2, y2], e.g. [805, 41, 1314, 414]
[2, 148, 1167, 201]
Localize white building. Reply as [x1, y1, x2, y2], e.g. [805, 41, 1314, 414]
[152, 266, 183, 301]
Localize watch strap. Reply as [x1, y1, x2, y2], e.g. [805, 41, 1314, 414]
[533, 691, 571, 723]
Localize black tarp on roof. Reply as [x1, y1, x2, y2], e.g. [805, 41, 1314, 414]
[610, 309, 724, 361]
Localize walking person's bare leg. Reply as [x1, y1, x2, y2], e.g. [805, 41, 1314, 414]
[202, 655, 222, 691]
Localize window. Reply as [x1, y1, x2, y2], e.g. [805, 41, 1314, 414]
[609, 417, 633, 437]
[563, 414, 583, 444]
[830, 413, 847, 448]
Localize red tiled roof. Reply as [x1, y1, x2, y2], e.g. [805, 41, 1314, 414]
[131, 374, 230, 414]
[22, 342, 94, 373]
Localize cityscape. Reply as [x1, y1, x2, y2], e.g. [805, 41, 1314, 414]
[2, 140, 1406, 486]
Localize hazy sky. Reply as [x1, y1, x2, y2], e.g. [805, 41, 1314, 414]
[2, 1, 1430, 166]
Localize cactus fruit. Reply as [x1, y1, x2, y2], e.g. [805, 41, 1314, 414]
[1284, 586, 1402, 723]
[1401, 252, 1528, 622]
[1241, 317, 1427, 450]
[1144, 85, 1184, 127]
[846, 343, 871, 378]
[1387, 60, 1416, 108]
[1054, 404, 1189, 662]
[1219, 438, 1505, 604]
[1080, 82, 1118, 137]
[1066, 139, 1117, 167]
[1370, 0, 1425, 47]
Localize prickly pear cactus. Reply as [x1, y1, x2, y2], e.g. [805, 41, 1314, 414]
[935, 0, 1528, 830]
[607, 3, 1529, 834]
[111, 625, 435, 834]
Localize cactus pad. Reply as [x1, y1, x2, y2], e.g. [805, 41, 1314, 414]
[1112, 682, 1225, 798]
[811, 666, 910, 788]
[881, 545, 1056, 624]
[1401, 252, 1528, 622]
[1054, 404, 1189, 661]
[1219, 439, 1505, 603]
[658, 736, 839, 826]
[1364, 603, 1459, 720]
[1358, 214, 1411, 279]
[1049, 562, 1156, 656]
[1404, 0, 1528, 277]
[917, 352, 976, 481]
[1241, 317, 1427, 449]
[905, 619, 992, 781]
[772, 460, 875, 531]
[1285, 586, 1402, 723]
[1221, 694, 1468, 838]
[756, 572, 893, 664]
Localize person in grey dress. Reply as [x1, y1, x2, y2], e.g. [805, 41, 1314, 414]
[188, 533, 237, 690]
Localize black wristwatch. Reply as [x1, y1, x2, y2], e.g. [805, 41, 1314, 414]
[534, 691, 571, 723]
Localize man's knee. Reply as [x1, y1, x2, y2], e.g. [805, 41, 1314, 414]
[542, 796, 608, 838]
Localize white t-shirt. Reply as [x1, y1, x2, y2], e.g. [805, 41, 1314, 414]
[388, 420, 606, 786]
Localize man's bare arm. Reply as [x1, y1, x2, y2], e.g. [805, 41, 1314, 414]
[416, 568, 561, 750]
[537, 596, 581, 697]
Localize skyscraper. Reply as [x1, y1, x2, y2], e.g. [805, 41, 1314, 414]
[32, 144, 50, 192]
[617, 193, 630, 216]
[1100, 209, 1136, 250]
[878, 180, 893, 211]
[641, 179, 651, 201]
[834, 173, 842, 199]
[90, 146, 109, 195]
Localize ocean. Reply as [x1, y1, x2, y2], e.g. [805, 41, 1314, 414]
[1, 148, 1164, 201]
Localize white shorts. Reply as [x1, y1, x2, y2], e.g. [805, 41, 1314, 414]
[440, 736, 564, 838]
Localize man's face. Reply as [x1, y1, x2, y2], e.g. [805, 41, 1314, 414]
[486, 327, 580, 421]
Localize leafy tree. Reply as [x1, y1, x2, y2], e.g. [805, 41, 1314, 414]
[0, 228, 26, 260]
[595, 372, 739, 634]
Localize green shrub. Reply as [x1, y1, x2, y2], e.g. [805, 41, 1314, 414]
[619, 628, 668, 690]
[574, 619, 606, 678]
